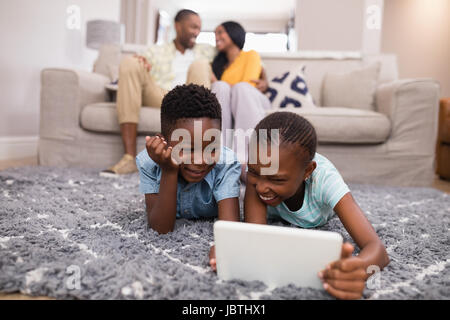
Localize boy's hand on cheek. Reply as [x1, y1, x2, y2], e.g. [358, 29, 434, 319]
[319, 242, 367, 300]
[209, 245, 217, 272]
[145, 135, 179, 172]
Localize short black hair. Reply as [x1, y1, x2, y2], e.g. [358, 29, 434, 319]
[174, 9, 198, 22]
[254, 111, 317, 162]
[160, 84, 222, 139]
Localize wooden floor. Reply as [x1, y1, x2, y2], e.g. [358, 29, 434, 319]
[0, 156, 449, 300]
[432, 175, 450, 194]
[0, 157, 38, 171]
[0, 292, 52, 300]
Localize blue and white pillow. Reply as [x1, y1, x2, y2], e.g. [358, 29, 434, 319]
[265, 66, 316, 109]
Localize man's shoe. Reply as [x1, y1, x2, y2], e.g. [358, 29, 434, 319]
[100, 154, 137, 177]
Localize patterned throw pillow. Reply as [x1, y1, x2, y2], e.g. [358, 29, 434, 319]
[265, 66, 316, 109]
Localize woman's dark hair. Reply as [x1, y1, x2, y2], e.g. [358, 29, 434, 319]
[254, 112, 317, 162]
[160, 84, 222, 139]
[212, 21, 246, 80]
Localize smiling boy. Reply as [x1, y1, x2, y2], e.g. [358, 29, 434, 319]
[135, 84, 241, 248]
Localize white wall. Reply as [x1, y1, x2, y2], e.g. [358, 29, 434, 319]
[295, 0, 385, 54]
[0, 0, 120, 159]
[294, 0, 450, 96]
[381, 0, 450, 97]
[295, 0, 364, 51]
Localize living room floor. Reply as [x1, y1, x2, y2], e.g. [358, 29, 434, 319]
[0, 156, 449, 300]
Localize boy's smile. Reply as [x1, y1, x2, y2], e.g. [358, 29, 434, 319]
[183, 165, 210, 182]
[168, 117, 221, 183]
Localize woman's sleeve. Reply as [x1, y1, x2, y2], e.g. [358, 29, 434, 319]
[241, 50, 262, 85]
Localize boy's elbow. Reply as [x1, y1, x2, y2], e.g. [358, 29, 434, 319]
[379, 242, 390, 270]
[147, 218, 173, 234]
[382, 251, 390, 269]
[148, 223, 173, 234]
[146, 209, 174, 234]
[154, 226, 173, 235]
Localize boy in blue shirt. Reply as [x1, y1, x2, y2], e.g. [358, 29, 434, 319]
[136, 84, 241, 262]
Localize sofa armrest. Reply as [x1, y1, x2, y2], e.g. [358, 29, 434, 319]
[375, 78, 440, 155]
[40, 68, 109, 141]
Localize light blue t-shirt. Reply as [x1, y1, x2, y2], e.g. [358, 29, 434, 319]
[267, 153, 350, 228]
[136, 146, 241, 219]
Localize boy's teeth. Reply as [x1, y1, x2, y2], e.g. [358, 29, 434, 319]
[259, 194, 276, 201]
[188, 168, 203, 174]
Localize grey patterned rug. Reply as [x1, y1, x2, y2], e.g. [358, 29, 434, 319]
[0, 166, 449, 300]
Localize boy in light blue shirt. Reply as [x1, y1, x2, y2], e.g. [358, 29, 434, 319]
[136, 84, 241, 265]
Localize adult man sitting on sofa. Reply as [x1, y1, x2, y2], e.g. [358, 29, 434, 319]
[101, 9, 214, 176]
[102, 9, 268, 176]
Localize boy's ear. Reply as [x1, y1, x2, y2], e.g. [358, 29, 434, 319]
[304, 160, 317, 180]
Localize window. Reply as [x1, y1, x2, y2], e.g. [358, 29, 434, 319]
[196, 32, 288, 52]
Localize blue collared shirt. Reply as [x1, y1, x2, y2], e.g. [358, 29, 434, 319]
[136, 146, 241, 219]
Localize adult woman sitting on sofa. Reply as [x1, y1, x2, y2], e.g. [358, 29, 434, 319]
[210, 21, 272, 167]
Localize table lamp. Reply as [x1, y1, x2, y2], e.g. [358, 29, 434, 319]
[86, 20, 122, 50]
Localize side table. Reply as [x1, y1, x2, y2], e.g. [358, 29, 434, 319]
[436, 98, 450, 180]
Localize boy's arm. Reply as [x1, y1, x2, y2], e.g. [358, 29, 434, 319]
[218, 197, 240, 222]
[144, 135, 179, 234]
[209, 197, 240, 271]
[320, 192, 390, 299]
[145, 169, 178, 234]
[243, 180, 267, 224]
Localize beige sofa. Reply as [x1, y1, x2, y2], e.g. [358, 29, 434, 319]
[39, 51, 440, 186]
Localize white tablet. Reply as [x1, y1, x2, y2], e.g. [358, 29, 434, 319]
[214, 220, 343, 289]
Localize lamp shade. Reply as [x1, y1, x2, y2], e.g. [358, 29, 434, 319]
[86, 20, 122, 50]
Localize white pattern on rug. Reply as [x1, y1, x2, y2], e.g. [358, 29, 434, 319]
[0, 166, 449, 299]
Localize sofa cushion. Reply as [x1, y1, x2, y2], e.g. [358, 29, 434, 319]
[266, 106, 391, 144]
[80, 102, 161, 134]
[265, 65, 316, 109]
[321, 62, 381, 111]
